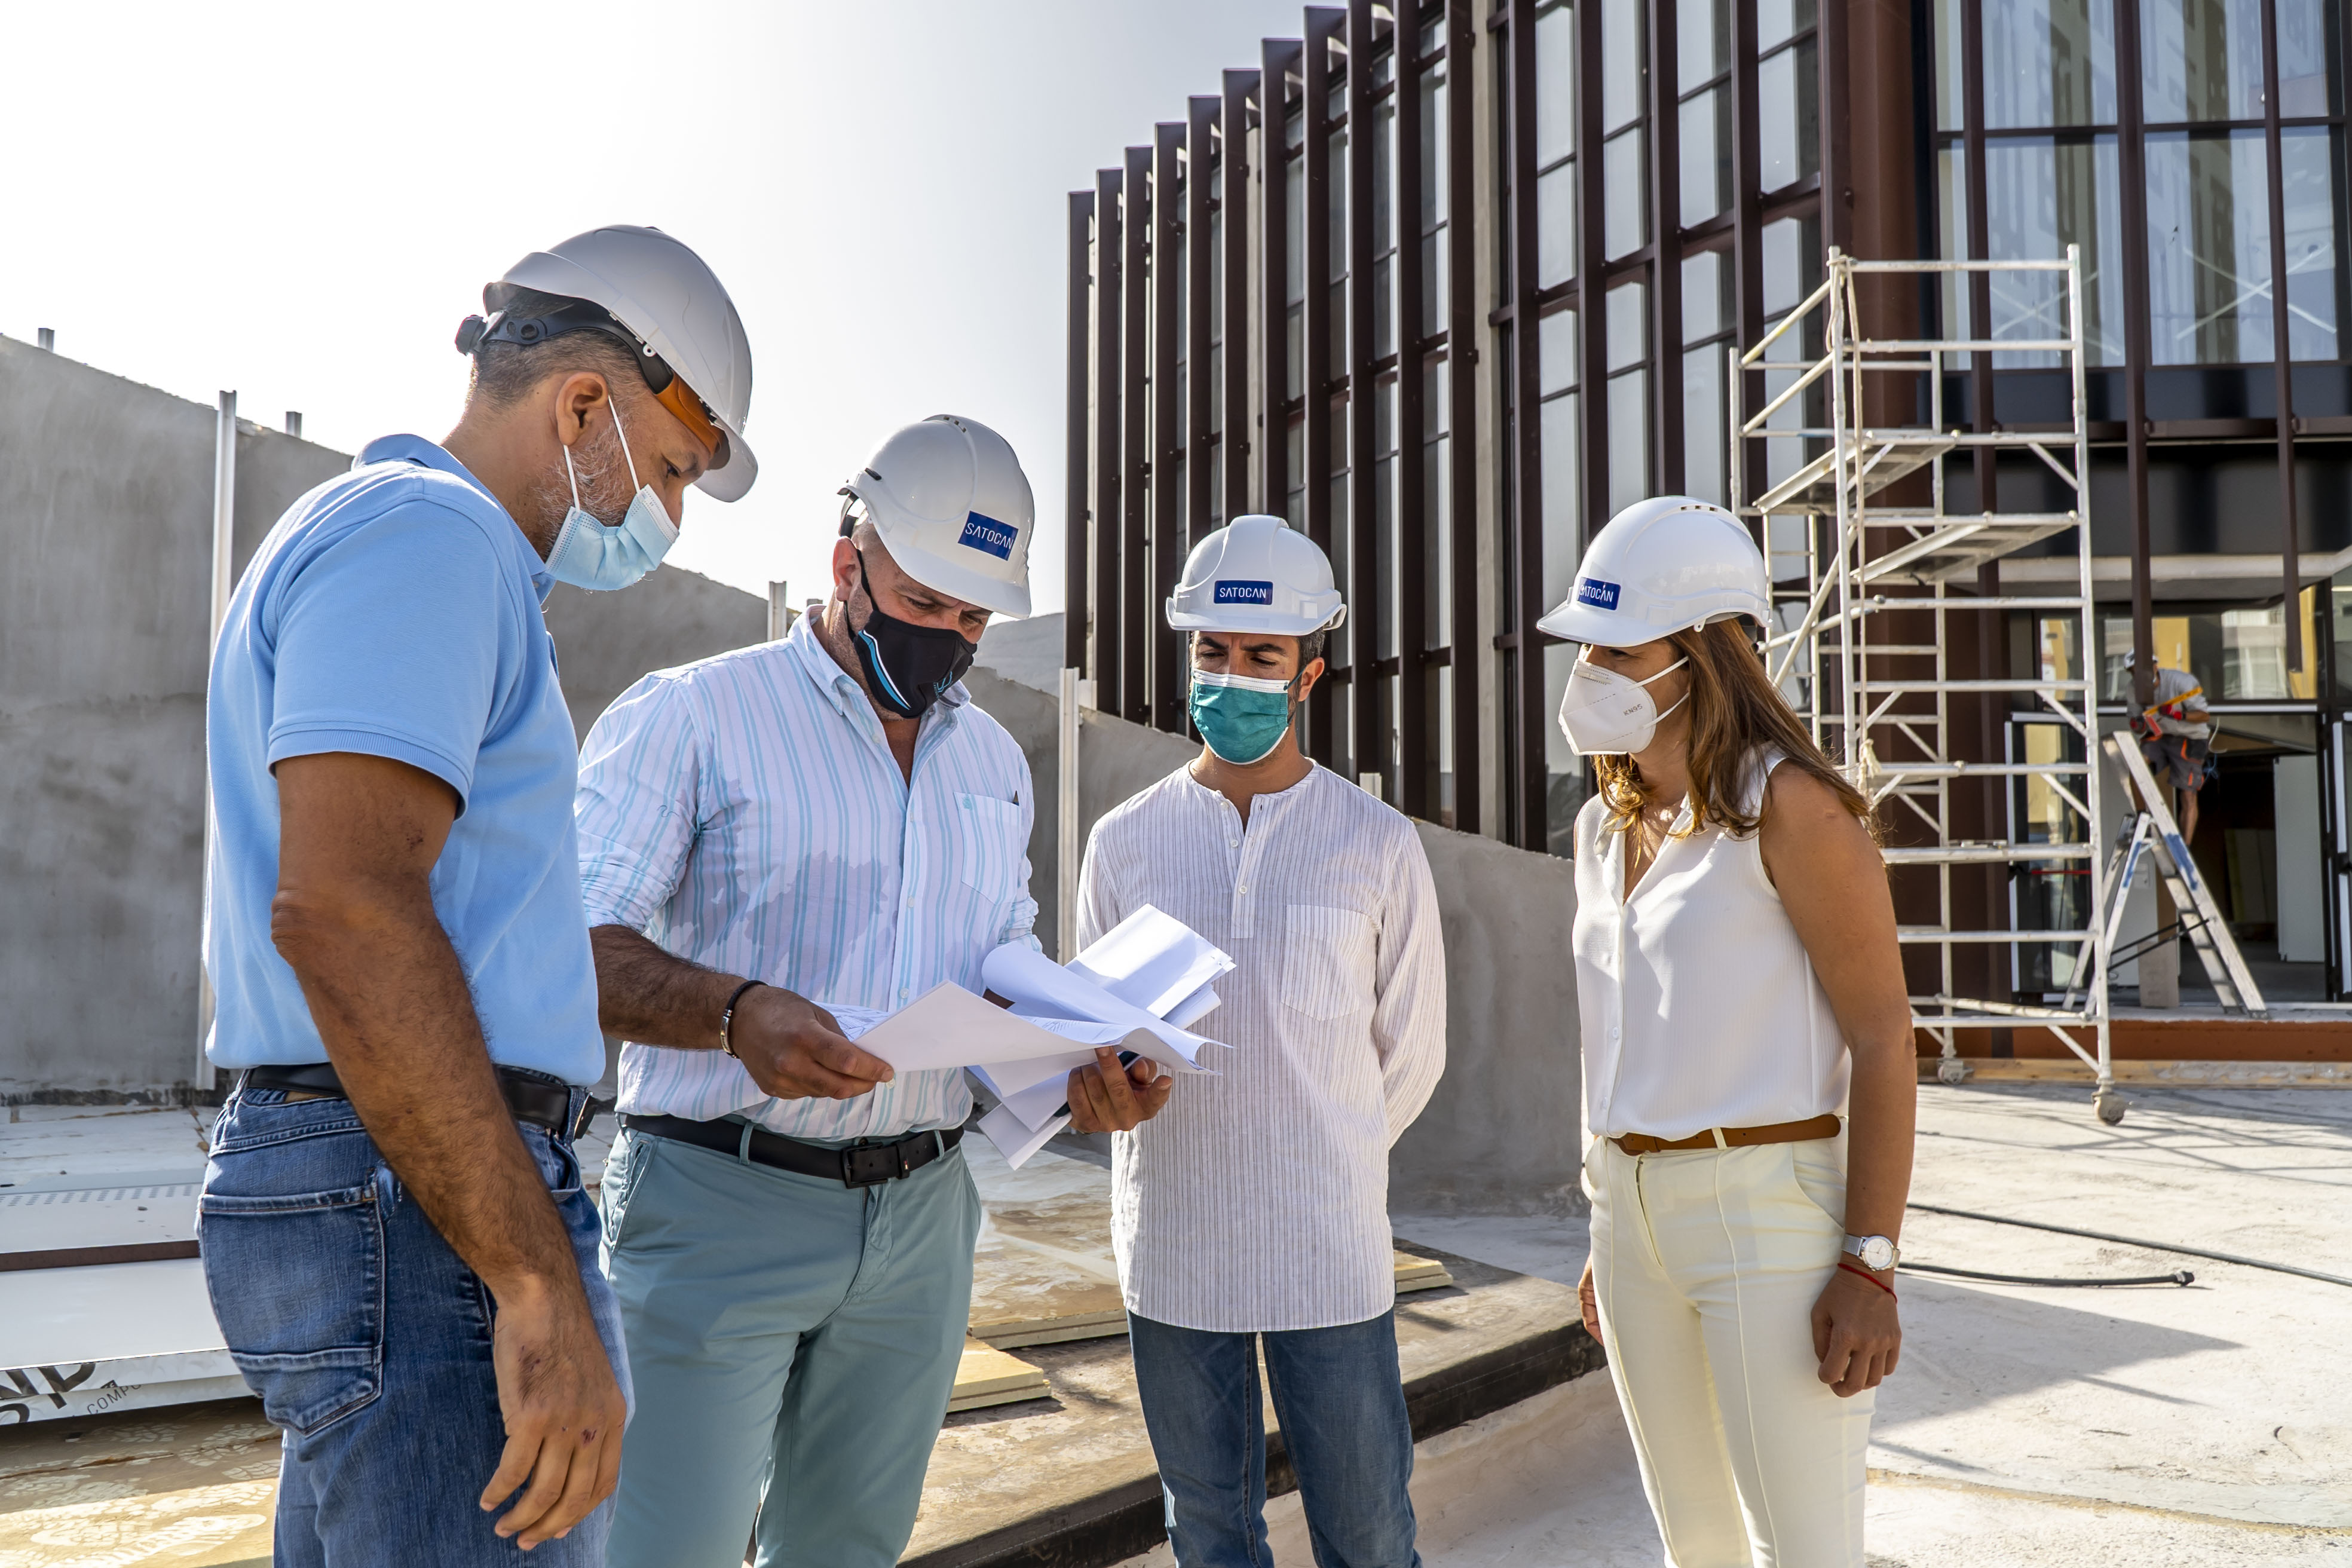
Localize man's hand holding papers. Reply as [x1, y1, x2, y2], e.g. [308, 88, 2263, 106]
[723, 987, 895, 1101]
[829, 906, 1238, 1166]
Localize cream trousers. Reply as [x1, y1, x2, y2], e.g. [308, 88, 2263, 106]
[1586, 1135, 1874, 1567]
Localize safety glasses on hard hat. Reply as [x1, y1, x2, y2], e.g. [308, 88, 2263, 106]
[460, 298, 731, 471]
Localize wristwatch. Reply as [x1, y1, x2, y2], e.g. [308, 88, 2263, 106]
[1843, 1233, 1899, 1272]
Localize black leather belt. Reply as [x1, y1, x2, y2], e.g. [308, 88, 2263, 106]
[241, 1062, 589, 1140]
[621, 1112, 962, 1188]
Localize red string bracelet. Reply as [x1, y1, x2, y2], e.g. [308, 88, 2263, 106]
[1838, 1258, 1896, 1298]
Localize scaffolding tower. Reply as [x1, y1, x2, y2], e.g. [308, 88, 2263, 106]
[1731, 247, 2122, 1122]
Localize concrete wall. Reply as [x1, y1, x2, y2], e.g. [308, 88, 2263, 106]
[545, 568, 770, 743]
[0, 335, 768, 1100]
[0, 338, 350, 1100]
[969, 615, 1586, 1217]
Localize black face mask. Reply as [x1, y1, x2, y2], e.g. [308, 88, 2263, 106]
[849, 549, 978, 719]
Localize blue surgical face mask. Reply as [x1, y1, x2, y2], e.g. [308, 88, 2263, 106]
[1189, 668, 1298, 765]
[545, 397, 678, 592]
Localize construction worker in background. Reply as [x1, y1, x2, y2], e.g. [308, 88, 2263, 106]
[197, 225, 757, 1563]
[574, 415, 1169, 1568]
[2126, 648, 2213, 841]
[1077, 515, 1448, 1568]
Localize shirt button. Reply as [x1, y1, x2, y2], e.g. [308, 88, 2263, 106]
[1229, 838, 1239, 848]
[1237, 883, 1249, 894]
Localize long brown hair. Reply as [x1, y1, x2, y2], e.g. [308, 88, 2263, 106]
[1594, 619, 1872, 839]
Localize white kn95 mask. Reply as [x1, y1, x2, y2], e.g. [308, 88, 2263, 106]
[1556, 654, 1689, 755]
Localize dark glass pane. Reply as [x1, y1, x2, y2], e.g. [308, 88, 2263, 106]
[1682, 247, 1730, 342]
[1680, 85, 1729, 223]
[1934, 0, 1964, 131]
[2140, 0, 2264, 122]
[2146, 128, 2274, 362]
[1983, 0, 2118, 127]
[2283, 125, 2345, 359]
[2280, 0, 2341, 115]
[1679, 0, 1729, 90]
[1603, 0, 1647, 134]
[1606, 278, 1649, 370]
[1983, 135, 2127, 365]
[1608, 368, 1652, 513]
[1541, 306, 1581, 395]
[1604, 128, 1649, 258]
[1539, 163, 1579, 284]
[1540, 390, 1583, 607]
[1759, 38, 1821, 192]
[1759, 0, 1818, 50]
[1762, 215, 1821, 317]
[1683, 342, 1728, 504]
[1537, 1, 1578, 166]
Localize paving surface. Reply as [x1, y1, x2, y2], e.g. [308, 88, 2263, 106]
[7, 1085, 2348, 1566]
[1349, 1082, 2352, 1566]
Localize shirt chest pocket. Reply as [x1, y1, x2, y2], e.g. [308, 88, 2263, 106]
[1282, 903, 1374, 1021]
[954, 794, 1027, 904]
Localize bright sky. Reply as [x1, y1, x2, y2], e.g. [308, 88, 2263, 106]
[0, 0, 1305, 617]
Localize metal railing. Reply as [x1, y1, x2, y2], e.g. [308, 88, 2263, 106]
[1732, 247, 2120, 1117]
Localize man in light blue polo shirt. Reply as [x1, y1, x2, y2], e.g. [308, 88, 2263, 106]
[198, 226, 767, 1566]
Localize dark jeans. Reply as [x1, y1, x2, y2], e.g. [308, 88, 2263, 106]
[198, 1083, 627, 1567]
[1129, 1310, 1420, 1568]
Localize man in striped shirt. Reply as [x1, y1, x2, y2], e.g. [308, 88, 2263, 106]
[575, 416, 1164, 1568]
[1079, 516, 1448, 1568]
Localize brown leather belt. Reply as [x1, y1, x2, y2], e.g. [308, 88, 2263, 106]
[1609, 1113, 1842, 1156]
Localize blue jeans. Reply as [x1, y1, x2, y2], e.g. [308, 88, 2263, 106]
[198, 1082, 627, 1567]
[1129, 1310, 1420, 1568]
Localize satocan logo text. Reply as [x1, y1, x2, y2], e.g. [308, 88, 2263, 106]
[1214, 580, 1275, 606]
[959, 513, 1018, 559]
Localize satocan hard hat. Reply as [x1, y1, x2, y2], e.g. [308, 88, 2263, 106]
[1536, 495, 1768, 645]
[841, 415, 1036, 618]
[479, 225, 759, 501]
[1166, 515, 1348, 636]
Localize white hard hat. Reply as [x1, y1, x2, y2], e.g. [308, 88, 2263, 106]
[1166, 515, 1348, 636]
[841, 415, 1036, 618]
[485, 225, 759, 501]
[1535, 495, 1768, 645]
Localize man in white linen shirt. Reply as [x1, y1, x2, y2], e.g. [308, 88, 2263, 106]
[1076, 515, 1448, 1568]
[575, 415, 1168, 1568]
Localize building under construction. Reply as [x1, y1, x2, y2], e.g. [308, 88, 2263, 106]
[1058, 0, 2352, 1070]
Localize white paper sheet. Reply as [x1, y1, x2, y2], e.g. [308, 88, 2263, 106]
[1067, 905, 1236, 1018]
[981, 945, 1224, 1071]
[976, 1101, 1071, 1168]
[849, 984, 1115, 1073]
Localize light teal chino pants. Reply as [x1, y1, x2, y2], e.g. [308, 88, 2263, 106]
[598, 1125, 982, 1568]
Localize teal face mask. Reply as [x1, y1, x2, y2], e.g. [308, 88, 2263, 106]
[1189, 668, 1298, 765]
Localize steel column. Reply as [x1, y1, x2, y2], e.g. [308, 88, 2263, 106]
[1304, 8, 1344, 763]
[1189, 95, 1220, 552]
[1263, 40, 1301, 515]
[1122, 145, 1153, 723]
[2115, 0, 2156, 708]
[1153, 122, 1188, 733]
[2262, 0, 2302, 672]
[1347, 0, 1380, 783]
[1508, 0, 1552, 847]
[1649, 0, 1683, 492]
[1093, 167, 1125, 703]
[1224, 69, 1260, 522]
[1396, 0, 1431, 817]
[1447, 0, 1480, 834]
[1065, 191, 1094, 673]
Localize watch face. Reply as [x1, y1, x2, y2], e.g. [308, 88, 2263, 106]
[1859, 1235, 1897, 1272]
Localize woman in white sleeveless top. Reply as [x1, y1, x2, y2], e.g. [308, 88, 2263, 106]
[1543, 497, 1915, 1567]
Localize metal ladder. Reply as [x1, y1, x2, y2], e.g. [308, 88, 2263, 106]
[1732, 248, 2121, 1122]
[2098, 734, 2269, 1016]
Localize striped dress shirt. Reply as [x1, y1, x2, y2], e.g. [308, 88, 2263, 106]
[1079, 762, 1447, 1333]
[575, 615, 1039, 1140]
